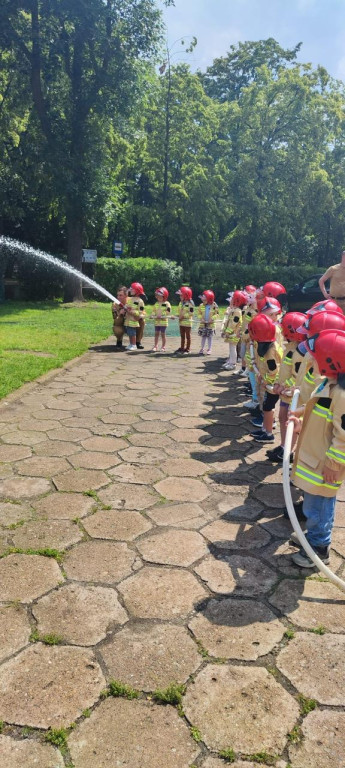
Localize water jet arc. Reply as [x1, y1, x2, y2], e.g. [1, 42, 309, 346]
[0, 237, 119, 304]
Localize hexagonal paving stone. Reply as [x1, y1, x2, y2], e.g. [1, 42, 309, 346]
[118, 447, 163, 464]
[147, 502, 210, 529]
[154, 477, 209, 503]
[83, 508, 151, 541]
[194, 554, 277, 595]
[108, 463, 164, 485]
[47, 427, 92, 442]
[159, 458, 209, 477]
[254, 483, 286, 508]
[69, 451, 121, 470]
[128, 432, 173, 448]
[0, 735, 64, 768]
[0, 645, 105, 728]
[119, 566, 207, 619]
[11, 519, 82, 551]
[33, 492, 94, 520]
[80, 436, 128, 452]
[132, 420, 173, 434]
[137, 529, 208, 566]
[100, 412, 139, 424]
[202, 762, 267, 768]
[1, 431, 46, 446]
[332, 526, 345, 557]
[269, 579, 345, 632]
[0, 501, 33, 527]
[68, 698, 199, 768]
[64, 540, 136, 583]
[0, 476, 51, 499]
[139, 410, 175, 421]
[216, 495, 264, 521]
[183, 664, 299, 753]
[53, 469, 109, 492]
[34, 440, 82, 457]
[0, 445, 32, 462]
[189, 598, 285, 660]
[16, 419, 60, 433]
[100, 622, 201, 690]
[15, 457, 69, 478]
[200, 520, 271, 550]
[33, 583, 128, 645]
[0, 554, 62, 602]
[288, 710, 345, 768]
[98, 483, 159, 510]
[0, 606, 31, 662]
[277, 632, 345, 705]
[169, 428, 207, 443]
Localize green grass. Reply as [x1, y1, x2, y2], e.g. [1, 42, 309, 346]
[218, 747, 235, 762]
[298, 693, 317, 715]
[0, 301, 112, 399]
[0, 300, 228, 399]
[152, 683, 186, 705]
[101, 680, 139, 700]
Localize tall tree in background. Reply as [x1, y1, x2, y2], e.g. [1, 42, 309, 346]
[0, 0, 167, 299]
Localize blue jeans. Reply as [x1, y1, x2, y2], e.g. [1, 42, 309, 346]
[247, 370, 258, 402]
[303, 491, 336, 548]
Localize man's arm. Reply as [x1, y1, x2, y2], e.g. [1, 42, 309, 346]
[319, 266, 333, 298]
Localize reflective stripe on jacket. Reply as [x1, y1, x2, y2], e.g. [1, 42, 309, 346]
[178, 301, 194, 327]
[291, 379, 345, 497]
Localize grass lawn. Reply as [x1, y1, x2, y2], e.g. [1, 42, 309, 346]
[0, 301, 113, 400]
[0, 301, 228, 400]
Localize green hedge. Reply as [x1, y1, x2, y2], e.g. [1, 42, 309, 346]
[189, 262, 319, 303]
[95, 258, 183, 302]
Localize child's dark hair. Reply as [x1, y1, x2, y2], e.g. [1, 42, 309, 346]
[257, 341, 274, 356]
[117, 286, 128, 294]
[338, 373, 345, 389]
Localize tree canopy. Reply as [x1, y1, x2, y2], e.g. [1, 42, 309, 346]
[2, 16, 345, 295]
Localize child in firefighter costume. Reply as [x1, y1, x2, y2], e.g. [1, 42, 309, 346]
[125, 282, 146, 351]
[221, 290, 247, 370]
[175, 286, 194, 354]
[289, 329, 345, 567]
[151, 287, 171, 352]
[111, 286, 128, 349]
[198, 290, 219, 355]
[248, 314, 283, 444]
[265, 311, 307, 463]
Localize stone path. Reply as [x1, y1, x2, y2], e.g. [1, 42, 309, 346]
[0, 334, 345, 767]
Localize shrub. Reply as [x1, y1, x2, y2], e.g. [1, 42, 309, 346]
[189, 262, 318, 303]
[95, 257, 183, 302]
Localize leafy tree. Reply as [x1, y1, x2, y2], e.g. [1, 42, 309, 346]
[0, 0, 167, 299]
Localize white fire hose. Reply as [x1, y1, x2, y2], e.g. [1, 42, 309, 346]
[283, 389, 345, 592]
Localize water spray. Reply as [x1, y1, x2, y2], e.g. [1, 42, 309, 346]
[0, 236, 119, 304]
[283, 388, 345, 592]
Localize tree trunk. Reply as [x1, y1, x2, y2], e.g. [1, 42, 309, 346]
[64, 217, 83, 302]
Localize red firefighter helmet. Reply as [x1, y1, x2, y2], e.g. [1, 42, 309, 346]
[256, 297, 267, 312]
[232, 290, 248, 308]
[176, 286, 193, 301]
[263, 281, 286, 298]
[200, 290, 215, 304]
[307, 299, 344, 316]
[307, 329, 345, 377]
[130, 282, 145, 297]
[244, 284, 257, 294]
[305, 310, 345, 337]
[248, 314, 276, 342]
[281, 312, 308, 342]
[260, 297, 281, 313]
[155, 287, 169, 300]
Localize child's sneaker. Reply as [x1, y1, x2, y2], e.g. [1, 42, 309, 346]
[199, 349, 205, 355]
[206, 350, 212, 355]
[151, 346, 158, 352]
[224, 363, 236, 370]
[251, 416, 264, 428]
[243, 400, 260, 410]
[183, 350, 191, 354]
[250, 428, 266, 437]
[254, 432, 274, 443]
[266, 445, 284, 462]
[160, 347, 166, 352]
[126, 344, 137, 351]
[291, 546, 330, 568]
[174, 348, 184, 354]
[222, 361, 230, 368]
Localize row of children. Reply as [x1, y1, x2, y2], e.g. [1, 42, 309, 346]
[225, 280, 345, 568]
[112, 283, 220, 354]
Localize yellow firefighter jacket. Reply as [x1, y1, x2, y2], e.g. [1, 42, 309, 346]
[197, 302, 218, 330]
[152, 301, 171, 327]
[178, 301, 194, 327]
[221, 307, 243, 343]
[291, 378, 345, 497]
[255, 341, 283, 392]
